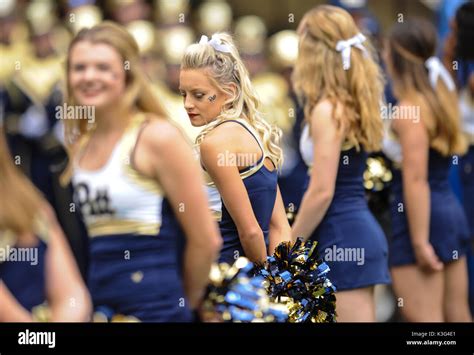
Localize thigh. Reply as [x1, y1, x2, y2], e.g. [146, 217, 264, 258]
[336, 287, 375, 322]
[391, 265, 444, 322]
[444, 257, 472, 322]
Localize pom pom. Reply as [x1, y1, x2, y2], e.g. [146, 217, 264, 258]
[256, 238, 337, 322]
[202, 257, 288, 322]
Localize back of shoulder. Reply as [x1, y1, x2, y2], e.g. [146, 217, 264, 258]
[201, 120, 244, 151]
[140, 116, 186, 151]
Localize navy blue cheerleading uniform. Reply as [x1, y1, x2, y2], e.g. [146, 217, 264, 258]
[72, 114, 192, 322]
[202, 119, 278, 264]
[300, 124, 391, 291]
[460, 146, 474, 236]
[0, 232, 47, 312]
[459, 88, 474, 236]
[383, 132, 471, 266]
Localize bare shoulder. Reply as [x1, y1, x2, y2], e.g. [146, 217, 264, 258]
[200, 121, 242, 155]
[311, 99, 334, 118]
[132, 116, 192, 178]
[393, 98, 425, 132]
[309, 99, 345, 126]
[309, 99, 345, 134]
[139, 116, 186, 153]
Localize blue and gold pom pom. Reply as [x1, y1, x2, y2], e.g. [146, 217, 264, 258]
[202, 257, 288, 322]
[256, 237, 337, 322]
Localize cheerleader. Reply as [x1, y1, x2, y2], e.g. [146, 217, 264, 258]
[382, 18, 471, 321]
[179, 33, 291, 264]
[62, 22, 221, 321]
[452, 2, 474, 245]
[291, 5, 390, 321]
[0, 126, 91, 322]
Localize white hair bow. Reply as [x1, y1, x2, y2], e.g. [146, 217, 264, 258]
[425, 56, 455, 92]
[199, 34, 232, 53]
[335, 33, 368, 70]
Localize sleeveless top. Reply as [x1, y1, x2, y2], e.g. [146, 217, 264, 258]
[299, 123, 368, 214]
[0, 220, 48, 312]
[72, 114, 165, 239]
[199, 118, 278, 262]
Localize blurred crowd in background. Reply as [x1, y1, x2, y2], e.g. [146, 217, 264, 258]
[1, 0, 473, 322]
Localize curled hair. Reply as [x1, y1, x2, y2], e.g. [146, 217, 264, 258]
[387, 18, 466, 156]
[181, 32, 283, 168]
[292, 5, 385, 152]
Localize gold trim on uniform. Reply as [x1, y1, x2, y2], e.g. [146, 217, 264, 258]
[341, 140, 355, 151]
[212, 210, 222, 221]
[202, 118, 268, 187]
[87, 219, 161, 238]
[466, 132, 474, 145]
[121, 114, 164, 196]
[0, 230, 18, 251]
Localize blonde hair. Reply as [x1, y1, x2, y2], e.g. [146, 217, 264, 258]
[61, 21, 168, 184]
[386, 18, 467, 156]
[0, 126, 44, 235]
[181, 32, 283, 168]
[292, 5, 384, 152]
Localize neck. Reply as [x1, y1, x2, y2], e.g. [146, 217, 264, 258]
[93, 105, 134, 136]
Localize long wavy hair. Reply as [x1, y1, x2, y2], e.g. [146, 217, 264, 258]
[386, 18, 466, 156]
[181, 32, 283, 168]
[292, 5, 384, 152]
[61, 21, 168, 184]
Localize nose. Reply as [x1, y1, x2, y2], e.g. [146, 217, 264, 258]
[83, 66, 97, 82]
[183, 95, 195, 110]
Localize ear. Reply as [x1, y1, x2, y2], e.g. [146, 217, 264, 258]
[224, 82, 238, 100]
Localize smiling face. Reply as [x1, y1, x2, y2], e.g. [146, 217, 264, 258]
[179, 68, 228, 127]
[68, 41, 126, 111]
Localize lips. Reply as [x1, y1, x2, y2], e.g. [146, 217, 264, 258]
[187, 113, 199, 119]
[82, 91, 102, 98]
[79, 85, 104, 97]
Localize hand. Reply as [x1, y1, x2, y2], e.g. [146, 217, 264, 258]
[413, 242, 444, 272]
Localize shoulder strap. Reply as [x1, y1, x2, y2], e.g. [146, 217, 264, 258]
[214, 119, 265, 157]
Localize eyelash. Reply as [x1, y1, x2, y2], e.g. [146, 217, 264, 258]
[180, 92, 205, 100]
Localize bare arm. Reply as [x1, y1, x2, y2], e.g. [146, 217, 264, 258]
[291, 101, 343, 240]
[394, 103, 443, 272]
[200, 127, 267, 263]
[0, 281, 33, 322]
[43, 205, 92, 322]
[135, 119, 221, 309]
[268, 185, 292, 253]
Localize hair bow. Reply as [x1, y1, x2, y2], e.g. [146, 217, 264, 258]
[425, 56, 455, 92]
[199, 34, 232, 53]
[335, 33, 368, 70]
